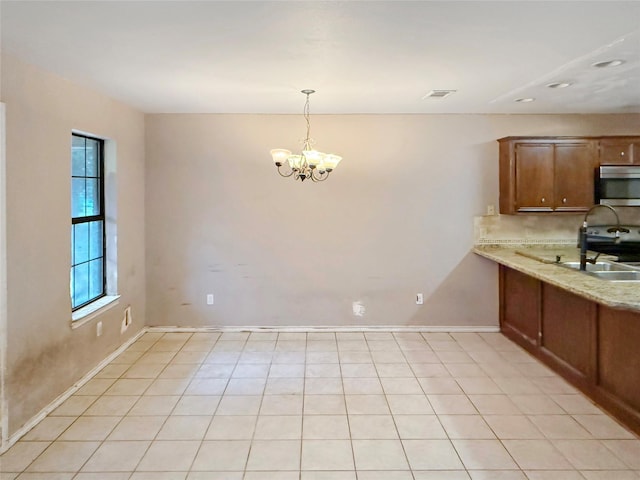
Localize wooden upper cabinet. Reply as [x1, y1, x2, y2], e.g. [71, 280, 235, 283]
[514, 143, 555, 212]
[599, 138, 640, 165]
[499, 137, 598, 214]
[554, 142, 598, 211]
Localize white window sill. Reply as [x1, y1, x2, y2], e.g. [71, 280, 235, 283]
[71, 295, 120, 329]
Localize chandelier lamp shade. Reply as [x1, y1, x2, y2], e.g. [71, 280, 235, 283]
[270, 89, 342, 182]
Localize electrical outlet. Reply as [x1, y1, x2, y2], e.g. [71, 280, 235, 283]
[207, 294, 214, 305]
[416, 293, 424, 305]
[96, 321, 103, 337]
[487, 204, 496, 215]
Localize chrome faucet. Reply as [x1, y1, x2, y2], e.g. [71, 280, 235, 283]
[578, 204, 629, 270]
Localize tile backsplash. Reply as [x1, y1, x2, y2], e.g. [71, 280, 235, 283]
[475, 208, 640, 245]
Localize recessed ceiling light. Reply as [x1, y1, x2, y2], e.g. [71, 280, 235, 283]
[515, 98, 535, 103]
[546, 82, 572, 89]
[592, 59, 625, 68]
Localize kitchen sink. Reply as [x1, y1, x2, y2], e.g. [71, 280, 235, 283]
[588, 271, 640, 281]
[559, 261, 640, 281]
[560, 261, 638, 272]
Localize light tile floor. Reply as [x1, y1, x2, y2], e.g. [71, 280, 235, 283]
[1, 331, 640, 479]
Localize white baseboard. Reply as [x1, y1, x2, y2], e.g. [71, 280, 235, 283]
[0, 328, 147, 454]
[147, 325, 500, 333]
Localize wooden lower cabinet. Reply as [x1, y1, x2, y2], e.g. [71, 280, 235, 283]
[597, 306, 640, 429]
[540, 283, 596, 382]
[500, 265, 640, 435]
[500, 266, 540, 349]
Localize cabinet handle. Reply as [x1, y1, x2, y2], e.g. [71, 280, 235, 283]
[562, 198, 567, 203]
[541, 197, 546, 203]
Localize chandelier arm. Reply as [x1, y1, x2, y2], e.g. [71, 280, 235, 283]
[276, 164, 294, 178]
[311, 169, 329, 182]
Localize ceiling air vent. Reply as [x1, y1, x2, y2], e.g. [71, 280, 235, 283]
[423, 89, 457, 99]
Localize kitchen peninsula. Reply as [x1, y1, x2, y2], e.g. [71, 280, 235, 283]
[474, 244, 640, 436]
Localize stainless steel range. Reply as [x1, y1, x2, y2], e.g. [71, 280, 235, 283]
[586, 224, 640, 262]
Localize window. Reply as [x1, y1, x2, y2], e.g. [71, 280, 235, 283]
[71, 133, 105, 310]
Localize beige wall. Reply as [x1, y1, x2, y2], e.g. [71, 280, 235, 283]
[1, 102, 7, 445]
[0, 54, 146, 436]
[145, 113, 640, 329]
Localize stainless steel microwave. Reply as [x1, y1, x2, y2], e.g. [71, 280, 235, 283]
[597, 165, 640, 207]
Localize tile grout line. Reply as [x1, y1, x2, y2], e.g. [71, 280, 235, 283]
[120, 331, 198, 475]
[162, 331, 215, 476]
[297, 331, 309, 480]
[446, 333, 514, 478]
[388, 331, 422, 480]
[339, 332, 359, 477]
[239, 332, 267, 479]
[428, 332, 485, 477]
[413, 332, 469, 477]
[102, 332, 167, 480]
[117, 331, 195, 477]
[205, 332, 248, 477]
[102, 331, 171, 478]
[416, 331, 468, 476]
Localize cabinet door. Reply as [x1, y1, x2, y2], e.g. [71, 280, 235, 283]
[500, 266, 540, 348]
[514, 143, 554, 212]
[599, 139, 636, 165]
[554, 142, 597, 212]
[598, 306, 640, 415]
[540, 283, 596, 380]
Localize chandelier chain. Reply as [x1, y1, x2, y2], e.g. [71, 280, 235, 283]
[303, 92, 312, 151]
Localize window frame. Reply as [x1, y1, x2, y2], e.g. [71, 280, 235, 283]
[71, 133, 106, 311]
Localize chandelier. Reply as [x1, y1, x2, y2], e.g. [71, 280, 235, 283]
[270, 89, 342, 182]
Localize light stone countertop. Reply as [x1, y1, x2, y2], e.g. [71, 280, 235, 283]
[473, 244, 640, 312]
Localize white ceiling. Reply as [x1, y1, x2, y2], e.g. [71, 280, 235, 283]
[1, 1, 639, 114]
